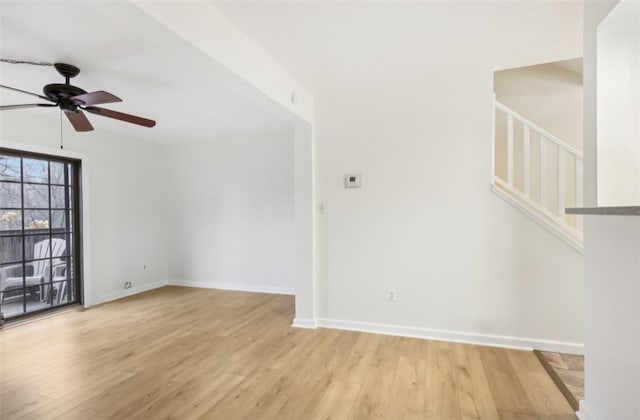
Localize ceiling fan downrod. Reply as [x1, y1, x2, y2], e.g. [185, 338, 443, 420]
[53, 62, 80, 85]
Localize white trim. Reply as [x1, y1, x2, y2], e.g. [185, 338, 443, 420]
[492, 181, 584, 253]
[90, 280, 167, 306]
[317, 318, 584, 354]
[0, 140, 93, 308]
[576, 400, 598, 420]
[491, 92, 496, 186]
[540, 138, 549, 209]
[576, 159, 584, 232]
[0, 140, 87, 161]
[507, 113, 514, 185]
[292, 318, 318, 329]
[558, 148, 566, 219]
[524, 125, 531, 197]
[494, 176, 579, 232]
[495, 100, 583, 159]
[168, 279, 295, 296]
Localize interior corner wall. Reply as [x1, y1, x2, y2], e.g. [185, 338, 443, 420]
[292, 122, 316, 325]
[0, 112, 169, 305]
[165, 132, 295, 295]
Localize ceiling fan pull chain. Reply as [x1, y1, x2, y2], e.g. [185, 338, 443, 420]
[60, 109, 64, 149]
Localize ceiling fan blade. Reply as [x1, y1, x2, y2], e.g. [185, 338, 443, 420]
[83, 106, 156, 128]
[64, 110, 94, 132]
[0, 84, 55, 102]
[71, 90, 122, 106]
[0, 103, 57, 110]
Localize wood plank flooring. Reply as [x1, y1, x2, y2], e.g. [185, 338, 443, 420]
[0, 286, 576, 419]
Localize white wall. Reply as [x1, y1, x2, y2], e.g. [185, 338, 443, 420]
[311, 4, 585, 352]
[1, 112, 296, 302]
[597, 0, 640, 206]
[582, 215, 640, 419]
[1, 112, 169, 305]
[580, 1, 640, 419]
[292, 123, 317, 326]
[165, 132, 295, 295]
[314, 79, 584, 351]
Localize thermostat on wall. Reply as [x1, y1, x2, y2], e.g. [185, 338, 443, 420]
[344, 174, 362, 188]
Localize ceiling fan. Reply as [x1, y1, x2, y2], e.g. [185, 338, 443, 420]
[0, 62, 155, 132]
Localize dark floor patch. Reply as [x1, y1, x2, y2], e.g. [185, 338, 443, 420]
[535, 350, 584, 410]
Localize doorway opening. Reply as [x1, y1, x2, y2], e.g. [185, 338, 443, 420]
[0, 148, 82, 321]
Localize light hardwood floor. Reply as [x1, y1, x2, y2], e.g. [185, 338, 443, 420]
[0, 286, 575, 419]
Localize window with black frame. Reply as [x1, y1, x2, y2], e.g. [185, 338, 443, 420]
[0, 149, 81, 320]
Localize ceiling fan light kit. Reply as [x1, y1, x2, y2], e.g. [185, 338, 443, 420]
[0, 62, 156, 132]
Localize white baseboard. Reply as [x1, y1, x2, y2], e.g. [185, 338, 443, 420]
[576, 400, 597, 420]
[316, 318, 584, 354]
[88, 280, 168, 307]
[168, 279, 295, 296]
[88, 284, 583, 354]
[292, 318, 318, 329]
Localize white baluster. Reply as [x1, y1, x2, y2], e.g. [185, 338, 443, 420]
[493, 99, 584, 244]
[492, 96, 496, 183]
[558, 147, 566, 219]
[540, 138, 548, 209]
[524, 126, 530, 197]
[507, 114, 514, 187]
[576, 158, 583, 232]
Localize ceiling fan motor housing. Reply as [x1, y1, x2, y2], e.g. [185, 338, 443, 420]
[42, 63, 85, 111]
[43, 83, 87, 112]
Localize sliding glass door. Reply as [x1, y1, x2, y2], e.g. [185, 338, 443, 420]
[0, 149, 82, 320]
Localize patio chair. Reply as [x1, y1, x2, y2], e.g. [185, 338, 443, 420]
[0, 238, 66, 303]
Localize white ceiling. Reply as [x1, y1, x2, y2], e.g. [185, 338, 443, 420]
[0, 1, 290, 143]
[214, 1, 583, 93]
[1, 1, 583, 142]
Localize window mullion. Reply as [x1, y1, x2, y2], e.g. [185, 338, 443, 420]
[20, 157, 26, 314]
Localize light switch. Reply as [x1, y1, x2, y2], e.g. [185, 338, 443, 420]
[344, 174, 362, 188]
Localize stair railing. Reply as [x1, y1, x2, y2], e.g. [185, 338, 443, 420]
[493, 99, 583, 239]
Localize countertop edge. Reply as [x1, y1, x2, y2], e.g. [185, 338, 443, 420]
[565, 206, 640, 215]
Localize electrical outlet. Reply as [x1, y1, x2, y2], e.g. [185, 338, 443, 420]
[387, 289, 396, 303]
